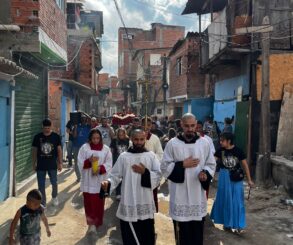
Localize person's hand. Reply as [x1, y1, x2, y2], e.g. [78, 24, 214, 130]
[90, 156, 99, 163]
[46, 228, 51, 237]
[132, 163, 146, 174]
[183, 157, 200, 168]
[248, 180, 255, 187]
[198, 171, 207, 181]
[57, 163, 62, 172]
[101, 181, 109, 192]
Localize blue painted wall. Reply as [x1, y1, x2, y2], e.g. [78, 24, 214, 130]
[0, 80, 11, 201]
[61, 83, 76, 145]
[215, 75, 249, 101]
[213, 100, 237, 131]
[213, 74, 249, 131]
[184, 97, 214, 122]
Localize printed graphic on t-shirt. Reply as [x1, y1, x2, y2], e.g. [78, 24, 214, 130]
[41, 142, 53, 156]
[223, 155, 239, 169]
[20, 211, 41, 235]
[101, 129, 109, 139]
[117, 144, 128, 155]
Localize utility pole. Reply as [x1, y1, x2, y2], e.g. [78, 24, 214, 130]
[162, 55, 168, 117]
[235, 2, 272, 185]
[259, 4, 272, 185]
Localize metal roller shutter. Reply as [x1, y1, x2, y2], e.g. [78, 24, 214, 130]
[15, 75, 45, 183]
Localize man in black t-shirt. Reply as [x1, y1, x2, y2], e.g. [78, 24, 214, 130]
[150, 121, 164, 138]
[32, 119, 62, 207]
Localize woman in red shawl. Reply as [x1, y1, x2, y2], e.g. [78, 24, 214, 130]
[77, 128, 112, 234]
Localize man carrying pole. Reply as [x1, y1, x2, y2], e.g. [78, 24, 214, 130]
[101, 129, 161, 245]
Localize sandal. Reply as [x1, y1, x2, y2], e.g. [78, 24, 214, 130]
[235, 229, 246, 235]
[223, 227, 232, 232]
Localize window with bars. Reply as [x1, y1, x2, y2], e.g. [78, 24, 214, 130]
[176, 57, 182, 76]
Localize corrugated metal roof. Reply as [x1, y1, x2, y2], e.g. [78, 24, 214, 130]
[182, 0, 227, 15]
[0, 57, 38, 79]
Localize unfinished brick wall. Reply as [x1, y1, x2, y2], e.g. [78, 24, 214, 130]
[49, 38, 97, 91]
[169, 35, 204, 99]
[118, 24, 185, 84]
[48, 80, 62, 134]
[257, 53, 293, 101]
[10, 0, 67, 50]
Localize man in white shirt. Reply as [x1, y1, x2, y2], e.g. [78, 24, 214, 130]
[142, 116, 164, 213]
[143, 117, 164, 161]
[161, 113, 216, 245]
[196, 120, 216, 154]
[102, 129, 161, 245]
[97, 117, 115, 147]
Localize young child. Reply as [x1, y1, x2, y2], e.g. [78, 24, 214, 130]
[9, 189, 51, 245]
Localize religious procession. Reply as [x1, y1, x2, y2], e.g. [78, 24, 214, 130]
[7, 112, 254, 245]
[1, 1, 293, 245]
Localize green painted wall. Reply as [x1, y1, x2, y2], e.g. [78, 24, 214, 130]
[15, 75, 45, 182]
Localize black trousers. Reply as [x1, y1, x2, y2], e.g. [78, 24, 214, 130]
[173, 219, 205, 245]
[120, 219, 155, 245]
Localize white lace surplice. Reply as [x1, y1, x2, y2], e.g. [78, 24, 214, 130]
[161, 137, 216, 222]
[108, 151, 162, 222]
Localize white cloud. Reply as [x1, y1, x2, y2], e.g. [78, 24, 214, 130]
[84, 0, 197, 75]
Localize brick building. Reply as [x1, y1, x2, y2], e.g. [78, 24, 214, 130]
[0, 0, 67, 184]
[182, 0, 293, 164]
[97, 73, 124, 116]
[168, 32, 213, 119]
[118, 23, 185, 115]
[48, 1, 103, 145]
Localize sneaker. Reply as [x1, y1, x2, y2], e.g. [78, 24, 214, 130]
[52, 197, 59, 206]
[235, 229, 246, 235]
[116, 195, 121, 201]
[87, 225, 97, 234]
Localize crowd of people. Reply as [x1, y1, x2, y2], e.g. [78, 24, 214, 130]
[9, 113, 254, 245]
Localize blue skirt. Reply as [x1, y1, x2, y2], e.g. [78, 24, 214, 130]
[210, 168, 246, 229]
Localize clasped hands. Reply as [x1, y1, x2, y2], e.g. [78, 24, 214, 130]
[183, 157, 207, 181]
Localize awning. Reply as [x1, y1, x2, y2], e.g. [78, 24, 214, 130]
[0, 57, 38, 79]
[182, 0, 227, 15]
[51, 78, 96, 95]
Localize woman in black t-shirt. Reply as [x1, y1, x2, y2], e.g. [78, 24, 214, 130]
[210, 132, 254, 234]
[110, 128, 130, 200]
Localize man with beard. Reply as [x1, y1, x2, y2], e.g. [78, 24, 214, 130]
[161, 113, 216, 245]
[102, 129, 161, 245]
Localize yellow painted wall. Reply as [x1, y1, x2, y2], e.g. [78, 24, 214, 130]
[257, 53, 293, 101]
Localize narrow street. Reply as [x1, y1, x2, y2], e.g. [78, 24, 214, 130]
[2, 169, 292, 245]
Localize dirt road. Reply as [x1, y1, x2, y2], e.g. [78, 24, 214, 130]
[3, 169, 293, 245]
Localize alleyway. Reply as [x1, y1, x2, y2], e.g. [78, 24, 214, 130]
[1, 169, 292, 245]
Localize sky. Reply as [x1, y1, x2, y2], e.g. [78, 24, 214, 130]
[85, 0, 210, 76]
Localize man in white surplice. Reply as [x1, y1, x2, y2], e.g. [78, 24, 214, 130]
[161, 113, 216, 245]
[102, 129, 161, 245]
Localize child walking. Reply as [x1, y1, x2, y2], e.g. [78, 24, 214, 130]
[9, 189, 51, 245]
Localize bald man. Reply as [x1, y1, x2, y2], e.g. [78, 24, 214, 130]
[102, 129, 161, 245]
[161, 113, 216, 245]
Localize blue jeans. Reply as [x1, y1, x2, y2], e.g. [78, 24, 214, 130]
[67, 140, 73, 165]
[73, 146, 81, 181]
[37, 170, 58, 206]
